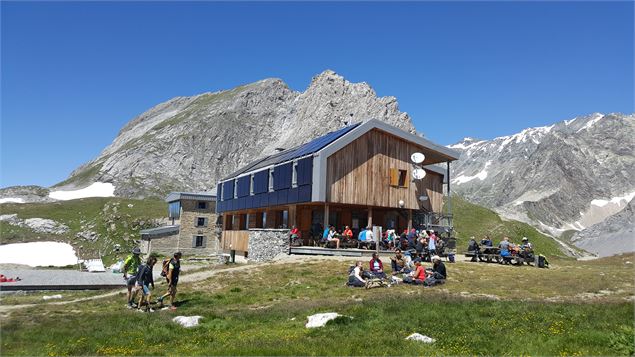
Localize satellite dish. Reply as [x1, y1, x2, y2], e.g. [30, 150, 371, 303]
[411, 152, 425, 164]
[412, 168, 426, 180]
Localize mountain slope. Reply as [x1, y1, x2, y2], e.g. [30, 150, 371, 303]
[448, 113, 635, 256]
[570, 199, 634, 257]
[55, 70, 415, 198]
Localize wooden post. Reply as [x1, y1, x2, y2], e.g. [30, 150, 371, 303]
[288, 205, 297, 228]
[408, 209, 413, 230]
[368, 207, 373, 228]
[324, 204, 330, 228]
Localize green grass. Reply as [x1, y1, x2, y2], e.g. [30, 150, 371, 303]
[0, 197, 165, 264]
[52, 163, 104, 188]
[1, 254, 633, 356]
[451, 195, 566, 257]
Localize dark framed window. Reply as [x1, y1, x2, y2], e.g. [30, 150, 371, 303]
[197, 201, 207, 209]
[398, 170, 408, 187]
[197, 217, 207, 227]
[194, 235, 204, 248]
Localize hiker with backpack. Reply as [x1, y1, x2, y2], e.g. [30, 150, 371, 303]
[135, 256, 157, 312]
[158, 251, 182, 310]
[123, 247, 142, 308]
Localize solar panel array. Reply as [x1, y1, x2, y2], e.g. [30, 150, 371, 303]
[222, 122, 361, 180]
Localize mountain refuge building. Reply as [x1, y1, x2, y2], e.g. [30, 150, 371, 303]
[216, 119, 460, 260]
[139, 192, 219, 256]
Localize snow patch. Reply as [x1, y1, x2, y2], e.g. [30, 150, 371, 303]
[0, 198, 25, 204]
[0, 242, 78, 267]
[49, 182, 115, 201]
[452, 161, 491, 185]
[173, 316, 203, 328]
[577, 113, 605, 132]
[590, 191, 635, 208]
[495, 124, 553, 152]
[42, 294, 63, 300]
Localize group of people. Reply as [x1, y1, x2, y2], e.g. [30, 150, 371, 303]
[467, 235, 535, 264]
[122, 248, 181, 312]
[347, 250, 447, 288]
[303, 223, 445, 255]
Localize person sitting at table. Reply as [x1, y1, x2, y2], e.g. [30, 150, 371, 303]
[499, 236, 512, 264]
[467, 236, 480, 262]
[481, 235, 493, 247]
[327, 226, 340, 249]
[390, 249, 410, 275]
[519, 237, 534, 260]
[369, 253, 387, 279]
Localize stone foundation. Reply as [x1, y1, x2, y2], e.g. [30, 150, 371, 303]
[247, 228, 289, 262]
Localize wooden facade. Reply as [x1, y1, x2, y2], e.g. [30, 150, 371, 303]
[326, 129, 444, 212]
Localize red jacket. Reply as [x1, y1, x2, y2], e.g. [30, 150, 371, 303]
[369, 258, 383, 272]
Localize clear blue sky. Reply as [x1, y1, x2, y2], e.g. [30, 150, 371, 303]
[1, 1, 633, 188]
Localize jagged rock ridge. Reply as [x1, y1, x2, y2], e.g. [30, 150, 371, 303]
[448, 113, 635, 256]
[57, 70, 415, 197]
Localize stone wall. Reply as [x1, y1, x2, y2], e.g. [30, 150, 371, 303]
[177, 199, 219, 256]
[247, 228, 290, 262]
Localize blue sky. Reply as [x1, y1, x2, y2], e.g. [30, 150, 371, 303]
[1, 1, 633, 188]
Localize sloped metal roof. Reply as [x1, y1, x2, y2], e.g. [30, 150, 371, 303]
[222, 122, 362, 180]
[165, 192, 216, 203]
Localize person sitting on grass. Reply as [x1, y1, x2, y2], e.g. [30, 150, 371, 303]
[158, 251, 182, 310]
[404, 261, 426, 285]
[424, 255, 447, 286]
[347, 261, 366, 287]
[369, 253, 387, 279]
[123, 247, 142, 308]
[135, 256, 157, 312]
[390, 249, 410, 275]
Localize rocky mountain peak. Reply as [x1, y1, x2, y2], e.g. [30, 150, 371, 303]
[56, 70, 415, 198]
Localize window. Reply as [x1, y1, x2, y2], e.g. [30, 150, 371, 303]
[194, 235, 205, 248]
[292, 161, 298, 188]
[196, 217, 207, 227]
[398, 170, 408, 187]
[197, 201, 207, 210]
[218, 184, 223, 201]
[168, 201, 181, 219]
[268, 168, 274, 192]
[234, 179, 238, 198]
[250, 174, 254, 195]
[390, 168, 409, 188]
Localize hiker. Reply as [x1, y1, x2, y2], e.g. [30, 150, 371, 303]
[327, 226, 340, 249]
[424, 255, 446, 286]
[407, 228, 417, 249]
[158, 251, 182, 310]
[135, 256, 157, 312]
[390, 249, 410, 275]
[343, 226, 353, 239]
[404, 261, 426, 285]
[369, 253, 386, 279]
[347, 261, 366, 287]
[123, 247, 142, 308]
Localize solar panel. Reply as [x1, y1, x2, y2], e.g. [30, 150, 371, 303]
[222, 122, 361, 180]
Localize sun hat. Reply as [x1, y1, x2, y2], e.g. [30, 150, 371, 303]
[132, 247, 141, 255]
[522, 237, 528, 241]
[432, 255, 441, 261]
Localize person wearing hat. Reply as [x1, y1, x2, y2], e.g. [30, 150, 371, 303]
[123, 247, 142, 308]
[519, 237, 534, 261]
[424, 255, 447, 286]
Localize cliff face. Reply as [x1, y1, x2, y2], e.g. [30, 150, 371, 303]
[57, 70, 415, 198]
[448, 113, 635, 256]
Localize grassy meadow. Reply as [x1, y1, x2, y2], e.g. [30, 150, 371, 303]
[1, 253, 633, 356]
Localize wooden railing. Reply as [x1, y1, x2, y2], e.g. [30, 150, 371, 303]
[221, 230, 249, 252]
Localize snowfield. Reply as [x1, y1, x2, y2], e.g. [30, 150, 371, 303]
[0, 198, 25, 204]
[0, 242, 78, 267]
[49, 182, 115, 201]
